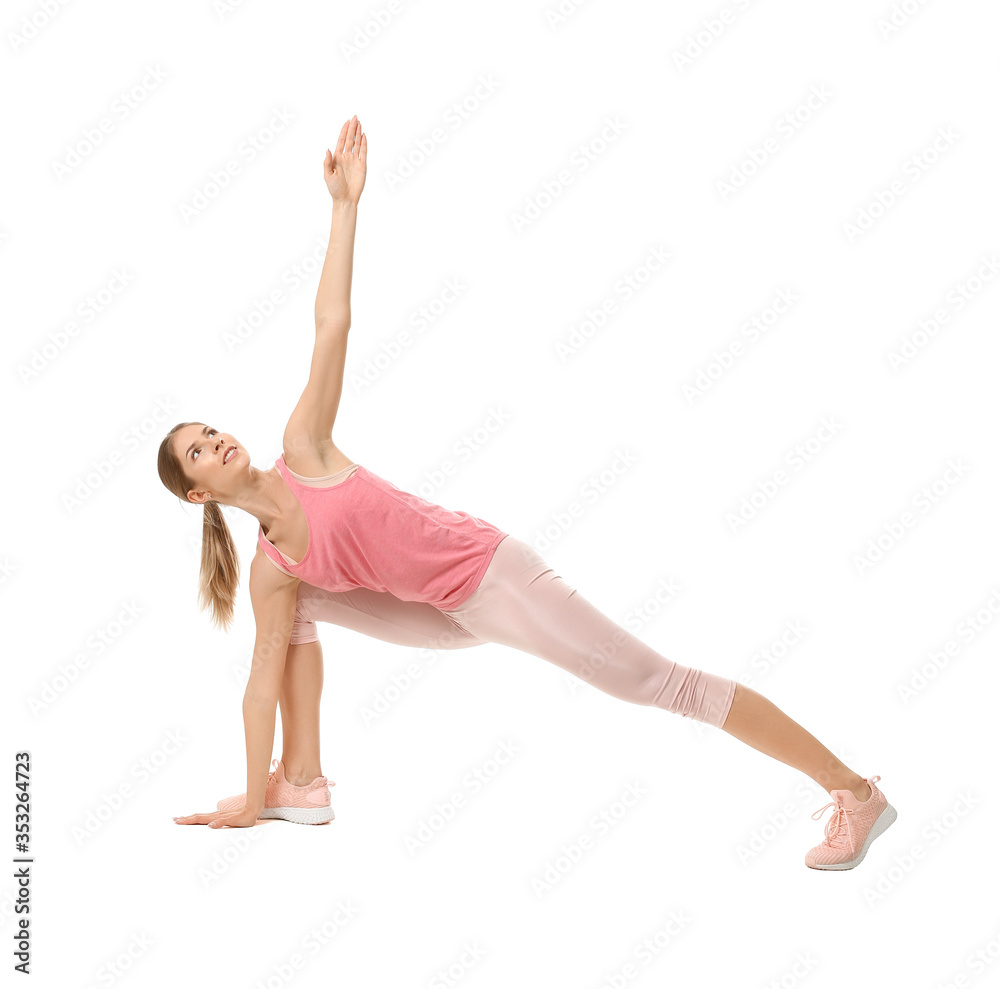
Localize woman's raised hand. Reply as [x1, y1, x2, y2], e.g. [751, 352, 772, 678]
[324, 115, 367, 204]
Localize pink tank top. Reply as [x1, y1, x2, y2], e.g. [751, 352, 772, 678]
[257, 455, 508, 611]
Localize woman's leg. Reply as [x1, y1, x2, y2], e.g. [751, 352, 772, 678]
[274, 581, 488, 782]
[443, 536, 735, 724]
[444, 536, 870, 799]
[718, 683, 870, 800]
[290, 581, 487, 652]
[277, 640, 325, 786]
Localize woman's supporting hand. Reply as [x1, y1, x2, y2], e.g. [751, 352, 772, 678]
[324, 115, 367, 205]
[172, 804, 262, 828]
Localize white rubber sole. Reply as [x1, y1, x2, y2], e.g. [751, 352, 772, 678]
[807, 802, 897, 871]
[258, 804, 335, 825]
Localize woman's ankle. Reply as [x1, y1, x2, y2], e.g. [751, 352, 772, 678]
[822, 772, 869, 801]
[280, 759, 322, 786]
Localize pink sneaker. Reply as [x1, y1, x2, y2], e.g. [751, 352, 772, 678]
[805, 775, 896, 870]
[217, 758, 335, 825]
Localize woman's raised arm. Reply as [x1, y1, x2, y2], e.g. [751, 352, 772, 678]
[315, 115, 366, 328]
[281, 117, 366, 453]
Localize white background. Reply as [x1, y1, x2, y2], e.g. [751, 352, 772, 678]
[3, 0, 1000, 985]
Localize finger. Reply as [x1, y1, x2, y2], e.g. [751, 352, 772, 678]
[173, 813, 216, 825]
[334, 119, 349, 158]
[358, 132, 366, 165]
[208, 812, 252, 829]
[345, 114, 358, 153]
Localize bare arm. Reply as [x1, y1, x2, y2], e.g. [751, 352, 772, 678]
[314, 201, 358, 328]
[315, 115, 366, 327]
[172, 553, 301, 828]
[281, 116, 367, 449]
[243, 552, 301, 813]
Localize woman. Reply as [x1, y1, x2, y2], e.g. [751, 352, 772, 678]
[159, 116, 896, 870]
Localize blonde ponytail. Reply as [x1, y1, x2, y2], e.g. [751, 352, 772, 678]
[158, 421, 241, 633]
[197, 499, 241, 632]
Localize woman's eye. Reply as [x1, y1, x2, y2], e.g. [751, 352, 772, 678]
[193, 430, 217, 460]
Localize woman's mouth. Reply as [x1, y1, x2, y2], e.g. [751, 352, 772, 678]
[223, 446, 237, 465]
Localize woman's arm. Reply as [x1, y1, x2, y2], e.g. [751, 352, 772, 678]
[280, 117, 367, 453]
[242, 555, 300, 814]
[315, 115, 366, 327]
[173, 553, 300, 828]
[314, 201, 358, 328]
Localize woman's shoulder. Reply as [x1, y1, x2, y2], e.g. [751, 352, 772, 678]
[251, 542, 301, 590]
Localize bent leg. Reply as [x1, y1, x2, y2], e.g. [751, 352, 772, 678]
[276, 582, 487, 782]
[278, 639, 325, 784]
[443, 536, 736, 728]
[290, 581, 488, 650]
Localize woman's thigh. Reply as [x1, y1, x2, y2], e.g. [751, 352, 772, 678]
[291, 581, 487, 651]
[442, 535, 736, 728]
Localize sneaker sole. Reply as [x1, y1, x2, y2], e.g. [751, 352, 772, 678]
[257, 805, 335, 825]
[807, 803, 897, 871]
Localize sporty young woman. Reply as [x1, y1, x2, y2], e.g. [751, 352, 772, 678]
[159, 116, 896, 870]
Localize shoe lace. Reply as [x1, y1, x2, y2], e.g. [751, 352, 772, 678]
[810, 776, 880, 848]
[811, 798, 855, 848]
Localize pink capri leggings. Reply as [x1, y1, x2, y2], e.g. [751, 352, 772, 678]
[289, 534, 737, 729]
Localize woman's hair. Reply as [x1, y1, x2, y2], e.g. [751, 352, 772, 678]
[157, 421, 240, 633]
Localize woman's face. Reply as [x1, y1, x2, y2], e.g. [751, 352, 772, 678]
[172, 423, 245, 503]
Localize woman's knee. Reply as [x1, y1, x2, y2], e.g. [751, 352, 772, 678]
[648, 661, 737, 728]
[581, 644, 734, 728]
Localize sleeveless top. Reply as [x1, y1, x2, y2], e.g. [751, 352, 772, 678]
[256, 455, 509, 611]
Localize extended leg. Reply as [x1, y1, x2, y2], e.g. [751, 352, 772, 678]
[719, 683, 870, 800]
[443, 536, 736, 725]
[444, 537, 870, 799]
